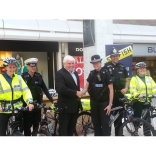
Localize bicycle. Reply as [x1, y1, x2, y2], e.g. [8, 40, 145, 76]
[75, 99, 94, 136]
[31, 103, 63, 136]
[2, 104, 28, 136]
[111, 96, 155, 136]
[135, 95, 156, 130]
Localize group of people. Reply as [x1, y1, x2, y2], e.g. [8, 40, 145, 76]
[0, 57, 56, 136]
[0, 46, 156, 136]
[55, 47, 156, 136]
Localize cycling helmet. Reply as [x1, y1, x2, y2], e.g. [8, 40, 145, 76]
[110, 47, 120, 57]
[3, 57, 17, 66]
[135, 62, 147, 69]
[48, 89, 57, 97]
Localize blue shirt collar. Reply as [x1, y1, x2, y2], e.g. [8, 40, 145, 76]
[3, 73, 15, 79]
[64, 67, 75, 74]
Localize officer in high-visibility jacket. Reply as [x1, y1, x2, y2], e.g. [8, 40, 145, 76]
[130, 62, 156, 120]
[0, 57, 34, 136]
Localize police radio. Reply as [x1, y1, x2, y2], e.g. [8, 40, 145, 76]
[109, 68, 113, 75]
[97, 74, 101, 82]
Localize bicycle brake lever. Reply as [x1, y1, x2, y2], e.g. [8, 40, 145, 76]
[23, 107, 29, 111]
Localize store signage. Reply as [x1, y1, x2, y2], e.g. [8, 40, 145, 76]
[68, 43, 83, 56]
[76, 48, 83, 52]
[105, 44, 133, 77]
[148, 47, 156, 53]
[133, 44, 156, 56]
[106, 45, 133, 63]
[73, 56, 84, 90]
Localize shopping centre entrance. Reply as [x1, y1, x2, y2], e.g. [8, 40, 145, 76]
[0, 40, 58, 88]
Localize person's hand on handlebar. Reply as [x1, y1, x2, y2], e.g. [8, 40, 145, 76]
[28, 104, 34, 111]
[53, 100, 57, 103]
[138, 95, 143, 98]
[121, 88, 128, 94]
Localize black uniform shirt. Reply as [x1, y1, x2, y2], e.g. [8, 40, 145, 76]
[87, 68, 113, 101]
[22, 72, 53, 103]
[87, 69, 113, 86]
[104, 62, 128, 90]
[104, 62, 128, 78]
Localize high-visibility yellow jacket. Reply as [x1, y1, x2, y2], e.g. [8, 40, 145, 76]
[129, 75, 156, 102]
[0, 74, 33, 113]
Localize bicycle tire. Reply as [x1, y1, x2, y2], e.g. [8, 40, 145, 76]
[12, 131, 24, 136]
[150, 116, 156, 130]
[37, 130, 51, 136]
[119, 118, 155, 136]
[75, 111, 94, 136]
[126, 124, 133, 133]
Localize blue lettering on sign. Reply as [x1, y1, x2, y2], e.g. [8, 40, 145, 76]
[14, 85, 20, 88]
[95, 84, 103, 87]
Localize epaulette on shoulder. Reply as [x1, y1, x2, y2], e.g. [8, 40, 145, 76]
[35, 72, 41, 76]
[101, 68, 108, 73]
[21, 72, 29, 77]
[118, 63, 124, 67]
[90, 69, 95, 74]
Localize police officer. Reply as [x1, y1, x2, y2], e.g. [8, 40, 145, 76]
[0, 57, 34, 136]
[81, 55, 113, 136]
[103, 47, 129, 136]
[22, 58, 55, 136]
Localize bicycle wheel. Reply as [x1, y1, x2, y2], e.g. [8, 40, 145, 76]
[119, 118, 155, 136]
[37, 130, 51, 136]
[75, 111, 94, 136]
[12, 130, 24, 136]
[123, 117, 133, 134]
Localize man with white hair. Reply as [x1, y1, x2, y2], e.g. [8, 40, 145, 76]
[55, 55, 82, 136]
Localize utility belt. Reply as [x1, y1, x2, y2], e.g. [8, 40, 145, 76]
[0, 97, 22, 109]
[0, 97, 21, 104]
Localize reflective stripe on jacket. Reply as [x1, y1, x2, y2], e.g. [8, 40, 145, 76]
[0, 74, 33, 113]
[129, 75, 156, 102]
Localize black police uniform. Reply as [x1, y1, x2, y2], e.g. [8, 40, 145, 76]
[22, 72, 54, 136]
[103, 62, 128, 136]
[87, 68, 113, 136]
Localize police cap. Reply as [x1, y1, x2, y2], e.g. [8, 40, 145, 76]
[24, 58, 38, 66]
[110, 47, 120, 57]
[90, 55, 102, 64]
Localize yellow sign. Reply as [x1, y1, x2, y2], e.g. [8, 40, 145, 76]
[106, 45, 133, 63]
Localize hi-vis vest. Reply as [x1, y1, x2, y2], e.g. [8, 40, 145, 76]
[129, 75, 156, 102]
[0, 74, 33, 113]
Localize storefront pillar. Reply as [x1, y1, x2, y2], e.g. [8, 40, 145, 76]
[83, 20, 113, 85]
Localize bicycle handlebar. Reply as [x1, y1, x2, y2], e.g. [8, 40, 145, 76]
[2, 106, 29, 113]
[32, 102, 66, 113]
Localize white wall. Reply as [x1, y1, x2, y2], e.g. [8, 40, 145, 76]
[12, 52, 49, 87]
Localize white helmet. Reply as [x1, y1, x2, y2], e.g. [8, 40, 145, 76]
[48, 89, 57, 97]
[3, 57, 17, 66]
[135, 62, 146, 69]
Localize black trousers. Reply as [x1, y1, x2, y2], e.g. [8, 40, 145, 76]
[59, 111, 78, 136]
[0, 113, 22, 136]
[112, 93, 124, 136]
[23, 108, 41, 136]
[133, 101, 151, 136]
[90, 100, 110, 136]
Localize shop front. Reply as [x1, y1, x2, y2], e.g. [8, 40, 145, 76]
[0, 40, 58, 88]
[133, 43, 156, 82]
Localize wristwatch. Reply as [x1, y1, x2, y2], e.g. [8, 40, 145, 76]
[109, 103, 113, 106]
